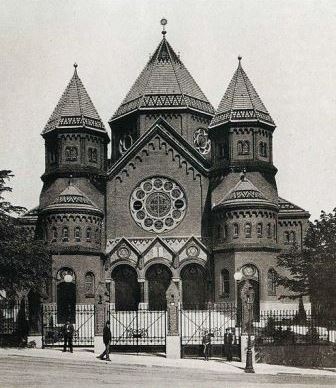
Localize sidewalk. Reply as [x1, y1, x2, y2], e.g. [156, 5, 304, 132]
[0, 347, 335, 377]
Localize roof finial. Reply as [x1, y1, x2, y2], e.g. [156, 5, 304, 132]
[240, 168, 246, 181]
[73, 62, 78, 75]
[160, 18, 167, 37]
[68, 174, 73, 186]
[238, 55, 242, 65]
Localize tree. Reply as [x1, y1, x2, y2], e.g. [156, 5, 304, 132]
[0, 170, 51, 299]
[277, 208, 336, 319]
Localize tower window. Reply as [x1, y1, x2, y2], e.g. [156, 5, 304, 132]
[221, 269, 230, 297]
[237, 140, 250, 155]
[290, 231, 296, 244]
[259, 141, 268, 157]
[267, 268, 277, 296]
[86, 227, 92, 242]
[88, 148, 98, 163]
[51, 227, 58, 242]
[233, 223, 239, 238]
[244, 222, 252, 238]
[284, 231, 290, 244]
[74, 226, 81, 242]
[257, 223, 263, 238]
[95, 228, 100, 244]
[62, 226, 69, 242]
[65, 146, 78, 161]
[85, 272, 95, 296]
[267, 223, 272, 238]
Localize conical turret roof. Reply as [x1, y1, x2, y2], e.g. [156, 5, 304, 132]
[42, 182, 103, 215]
[43, 64, 106, 135]
[210, 58, 275, 129]
[213, 173, 277, 210]
[110, 36, 214, 122]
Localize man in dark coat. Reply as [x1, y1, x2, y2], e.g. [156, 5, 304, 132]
[99, 320, 111, 361]
[62, 320, 74, 353]
[224, 328, 233, 361]
[202, 331, 212, 361]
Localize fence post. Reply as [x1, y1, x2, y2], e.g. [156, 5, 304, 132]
[165, 280, 181, 359]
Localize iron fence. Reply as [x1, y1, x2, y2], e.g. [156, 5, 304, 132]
[253, 310, 336, 346]
[42, 304, 95, 347]
[107, 306, 166, 353]
[180, 303, 241, 359]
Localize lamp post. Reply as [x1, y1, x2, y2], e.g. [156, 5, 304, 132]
[234, 270, 255, 374]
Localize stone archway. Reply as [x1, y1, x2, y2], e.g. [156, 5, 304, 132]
[146, 264, 172, 311]
[181, 263, 207, 308]
[56, 268, 76, 324]
[112, 265, 140, 311]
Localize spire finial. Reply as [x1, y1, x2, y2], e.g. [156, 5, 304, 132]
[238, 55, 242, 65]
[160, 18, 167, 37]
[73, 62, 78, 75]
[240, 168, 247, 181]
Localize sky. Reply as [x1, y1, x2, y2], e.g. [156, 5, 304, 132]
[0, 0, 335, 221]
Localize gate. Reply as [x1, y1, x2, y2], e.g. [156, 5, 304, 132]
[180, 303, 241, 359]
[108, 307, 166, 353]
[42, 304, 95, 347]
[0, 301, 23, 346]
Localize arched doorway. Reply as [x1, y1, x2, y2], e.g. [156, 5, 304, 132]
[181, 264, 207, 308]
[237, 264, 260, 322]
[146, 264, 172, 310]
[112, 265, 140, 311]
[56, 268, 76, 324]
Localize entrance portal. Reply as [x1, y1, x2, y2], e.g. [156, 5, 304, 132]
[112, 265, 140, 311]
[146, 264, 172, 310]
[181, 264, 207, 308]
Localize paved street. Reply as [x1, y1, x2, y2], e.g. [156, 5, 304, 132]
[0, 350, 336, 387]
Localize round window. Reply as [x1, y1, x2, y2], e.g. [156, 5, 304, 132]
[119, 134, 133, 155]
[193, 128, 211, 155]
[130, 177, 187, 233]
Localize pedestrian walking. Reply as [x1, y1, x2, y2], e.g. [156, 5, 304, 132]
[62, 320, 74, 353]
[224, 328, 233, 361]
[99, 320, 111, 361]
[202, 330, 211, 361]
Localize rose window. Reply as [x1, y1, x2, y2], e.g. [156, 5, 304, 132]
[130, 177, 187, 233]
[193, 128, 211, 155]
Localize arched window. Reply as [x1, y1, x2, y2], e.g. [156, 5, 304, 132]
[224, 224, 228, 240]
[237, 141, 243, 155]
[284, 231, 290, 244]
[215, 224, 222, 241]
[273, 225, 276, 240]
[86, 227, 92, 242]
[95, 228, 101, 244]
[51, 227, 58, 242]
[221, 269, 230, 297]
[257, 223, 263, 238]
[233, 223, 239, 238]
[74, 226, 81, 242]
[242, 140, 250, 155]
[244, 222, 252, 238]
[267, 223, 272, 238]
[290, 231, 296, 244]
[259, 142, 268, 157]
[267, 269, 277, 296]
[85, 272, 95, 296]
[62, 226, 69, 242]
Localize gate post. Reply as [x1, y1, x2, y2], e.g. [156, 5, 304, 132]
[94, 282, 108, 354]
[165, 280, 181, 359]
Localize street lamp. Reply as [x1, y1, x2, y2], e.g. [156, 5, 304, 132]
[234, 270, 255, 374]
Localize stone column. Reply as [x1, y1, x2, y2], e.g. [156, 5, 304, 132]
[138, 279, 148, 310]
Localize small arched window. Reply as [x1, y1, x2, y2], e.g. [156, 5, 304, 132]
[267, 269, 277, 296]
[95, 228, 100, 243]
[86, 227, 92, 242]
[51, 227, 58, 242]
[233, 223, 239, 238]
[244, 223, 252, 238]
[267, 223, 272, 238]
[62, 226, 69, 242]
[242, 140, 250, 155]
[284, 231, 290, 244]
[221, 269, 230, 297]
[237, 141, 243, 155]
[85, 272, 95, 296]
[74, 226, 81, 242]
[257, 223, 263, 238]
[273, 225, 276, 240]
[290, 231, 296, 244]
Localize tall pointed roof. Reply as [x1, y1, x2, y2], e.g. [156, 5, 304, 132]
[42, 64, 106, 135]
[210, 57, 275, 129]
[110, 35, 214, 122]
